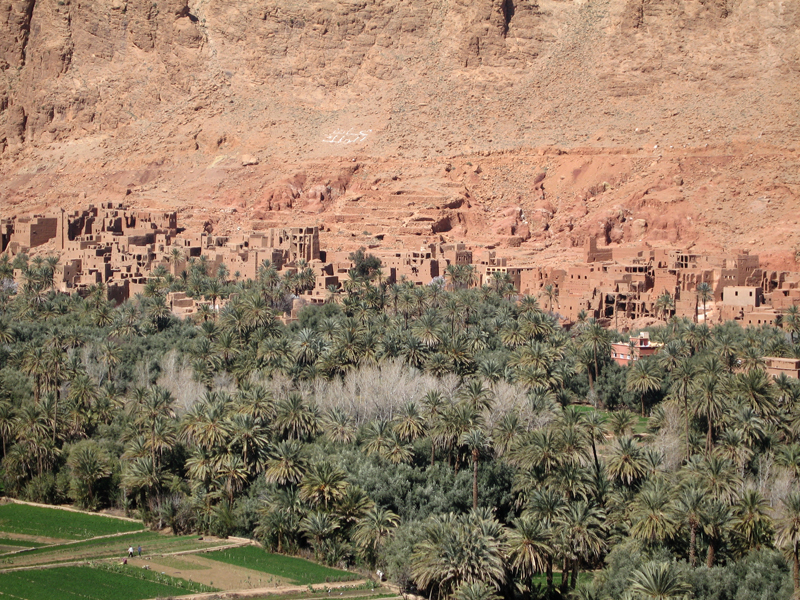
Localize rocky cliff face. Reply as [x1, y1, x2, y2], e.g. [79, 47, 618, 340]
[1, 0, 799, 265]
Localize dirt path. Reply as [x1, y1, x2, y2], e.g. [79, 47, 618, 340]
[0, 532, 68, 545]
[145, 578, 372, 600]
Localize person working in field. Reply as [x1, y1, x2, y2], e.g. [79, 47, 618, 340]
[128, 546, 134, 558]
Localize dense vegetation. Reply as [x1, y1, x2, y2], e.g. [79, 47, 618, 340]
[2, 250, 800, 600]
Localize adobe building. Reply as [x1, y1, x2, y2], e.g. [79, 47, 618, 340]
[0, 214, 59, 253]
[611, 331, 661, 366]
[764, 357, 800, 379]
[3, 203, 800, 330]
[549, 236, 796, 330]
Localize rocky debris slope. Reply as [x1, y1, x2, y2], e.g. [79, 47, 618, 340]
[0, 0, 798, 266]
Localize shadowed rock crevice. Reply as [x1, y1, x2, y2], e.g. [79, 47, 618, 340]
[501, 0, 514, 35]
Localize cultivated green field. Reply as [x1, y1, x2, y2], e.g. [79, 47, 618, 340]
[0, 538, 46, 556]
[2, 530, 234, 568]
[0, 565, 207, 600]
[0, 504, 144, 540]
[204, 546, 358, 584]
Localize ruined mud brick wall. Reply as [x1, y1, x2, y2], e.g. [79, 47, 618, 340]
[7, 215, 59, 249]
[0, 220, 13, 252]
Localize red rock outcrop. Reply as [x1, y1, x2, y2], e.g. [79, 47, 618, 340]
[0, 0, 798, 267]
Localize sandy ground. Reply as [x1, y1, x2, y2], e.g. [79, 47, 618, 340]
[0, 532, 68, 545]
[127, 553, 292, 590]
[152, 579, 373, 600]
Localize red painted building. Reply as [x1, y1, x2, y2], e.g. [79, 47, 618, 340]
[611, 332, 660, 366]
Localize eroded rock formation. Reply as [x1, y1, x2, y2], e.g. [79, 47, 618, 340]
[0, 0, 798, 268]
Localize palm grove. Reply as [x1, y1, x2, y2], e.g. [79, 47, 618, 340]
[2, 250, 800, 600]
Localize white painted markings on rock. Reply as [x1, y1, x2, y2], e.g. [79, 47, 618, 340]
[322, 129, 372, 144]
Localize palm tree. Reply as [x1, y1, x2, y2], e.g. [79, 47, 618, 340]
[460, 428, 491, 509]
[785, 305, 800, 344]
[353, 505, 400, 567]
[696, 282, 713, 323]
[580, 321, 611, 391]
[383, 431, 415, 464]
[274, 393, 319, 441]
[555, 501, 607, 591]
[215, 453, 249, 503]
[492, 411, 524, 457]
[731, 368, 777, 421]
[394, 402, 426, 442]
[300, 461, 349, 510]
[0, 319, 14, 345]
[264, 440, 307, 485]
[67, 440, 112, 508]
[777, 444, 800, 482]
[121, 456, 163, 506]
[458, 379, 494, 413]
[180, 391, 230, 452]
[627, 358, 662, 417]
[513, 428, 562, 475]
[609, 409, 637, 438]
[301, 510, 340, 560]
[655, 293, 675, 322]
[630, 481, 677, 545]
[413, 312, 444, 348]
[776, 491, 800, 598]
[422, 390, 447, 466]
[336, 485, 374, 528]
[362, 419, 391, 457]
[731, 489, 773, 556]
[672, 482, 705, 567]
[540, 283, 559, 311]
[322, 408, 356, 445]
[411, 511, 507, 598]
[20, 344, 47, 402]
[186, 446, 216, 491]
[627, 561, 691, 600]
[669, 358, 697, 459]
[507, 516, 553, 594]
[702, 500, 731, 567]
[692, 455, 742, 505]
[169, 247, 184, 275]
[452, 582, 500, 600]
[682, 323, 712, 355]
[134, 386, 176, 480]
[607, 436, 646, 487]
[692, 369, 728, 454]
[583, 411, 607, 475]
[0, 400, 13, 458]
[713, 332, 740, 373]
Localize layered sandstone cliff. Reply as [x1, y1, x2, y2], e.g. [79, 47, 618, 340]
[1, 0, 798, 266]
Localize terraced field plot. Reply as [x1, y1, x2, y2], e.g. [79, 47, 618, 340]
[203, 546, 358, 584]
[0, 537, 46, 555]
[0, 503, 143, 541]
[0, 503, 360, 599]
[130, 552, 290, 590]
[2, 531, 238, 568]
[0, 565, 202, 600]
